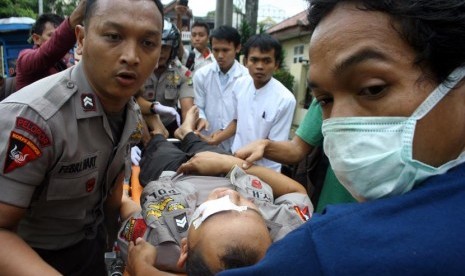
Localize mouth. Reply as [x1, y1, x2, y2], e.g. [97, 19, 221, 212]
[116, 71, 138, 87]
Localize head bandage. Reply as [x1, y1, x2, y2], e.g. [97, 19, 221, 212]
[191, 195, 248, 229]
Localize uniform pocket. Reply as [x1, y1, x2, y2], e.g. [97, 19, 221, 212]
[47, 170, 99, 200]
[164, 87, 179, 100]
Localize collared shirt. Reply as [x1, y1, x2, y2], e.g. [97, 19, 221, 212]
[218, 70, 230, 90]
[0, 62, 143, 250]
[193, 60, 249, 152]
[231, 76, 296, 171]
[182, 47, 215, 73]
[142, 58, 194, 125]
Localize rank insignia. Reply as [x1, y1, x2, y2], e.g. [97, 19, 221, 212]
[81, 94, 96, 112]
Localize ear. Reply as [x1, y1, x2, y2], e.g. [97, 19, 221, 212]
[177, 237, 189, 268]
[235, 44, 242, 54]
[274, 61, 280, 71]
[31, 34, 41, 46]
[76, 25, 85, 53]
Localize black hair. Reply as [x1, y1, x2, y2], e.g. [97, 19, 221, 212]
[243, 33, 283, 66]
[307, 0, 465, 83]
[31, 13, 64, 35]
[185, 244, 263, 276]
[191, 21, 210, 35]
[210, 25, 241, 48]
[84, 0, 164, 27]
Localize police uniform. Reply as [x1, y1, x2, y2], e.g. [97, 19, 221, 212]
[118, 165, 312, 272]
[142, 58, 193, 126]
[0, 62, 143, 274]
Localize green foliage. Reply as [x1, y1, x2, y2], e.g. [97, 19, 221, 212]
[239, 20, 252, 49]
[239, 20, 295, 94]
[257, 23, 266, 34]
[0, 0, 36, 18]
[274, 69, 295, 93]
[0, 0, 79, 19]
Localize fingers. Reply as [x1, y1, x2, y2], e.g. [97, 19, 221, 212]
[131, 146, 141, 166]
[195, 120, 205, 132]
[241, 161, 253, 169]
[175, 113, 181, 127]
[177, 162, 193, 174]
[135, 237, 144, 245]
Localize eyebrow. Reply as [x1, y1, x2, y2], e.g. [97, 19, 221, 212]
[308, 48, 389, 90]
[333, 48, 389, 76]
[102, 21, 161, 36]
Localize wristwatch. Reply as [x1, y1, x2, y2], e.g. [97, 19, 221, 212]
[150, 101, 160, 114]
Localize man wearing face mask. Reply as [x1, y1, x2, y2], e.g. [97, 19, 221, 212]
[218, 0, 465, 275]
[118, 106, 312, 275]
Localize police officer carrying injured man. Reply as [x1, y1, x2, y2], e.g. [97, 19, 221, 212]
[136, 20, 194, 138]
[0, 0, 164, 274]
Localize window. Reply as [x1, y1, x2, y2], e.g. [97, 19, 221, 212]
[293, 45, 305, 64]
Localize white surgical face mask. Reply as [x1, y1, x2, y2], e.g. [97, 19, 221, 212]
[190, 195, 248, 229]
[322, 67, 465, 201]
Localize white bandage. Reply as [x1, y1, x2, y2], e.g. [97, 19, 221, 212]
[191, 195, 248, 229]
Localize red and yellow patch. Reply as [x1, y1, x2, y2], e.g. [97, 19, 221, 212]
[15, 117, 51, 147]
[120, 217, 148, 242]
[4, 131, 42, 174]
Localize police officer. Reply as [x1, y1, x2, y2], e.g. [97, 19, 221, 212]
[0, 0, 164, 275]
[137, 20, 194, 137]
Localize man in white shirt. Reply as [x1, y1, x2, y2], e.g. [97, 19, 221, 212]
[183, 21, 215, 72]
[214, 34, 296, 172]
[193, 25, 249, 152]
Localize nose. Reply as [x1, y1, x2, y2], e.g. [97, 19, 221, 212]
[120, 40, 140, 66]
[329, 95, 360, 119]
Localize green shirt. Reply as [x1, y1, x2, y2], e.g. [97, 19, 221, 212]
[295, 99, 357, 213]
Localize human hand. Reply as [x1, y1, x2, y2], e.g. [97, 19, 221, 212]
[196, 131, 220, 145]
[177, 152, 242, 175]
[69, 0, 86, 28]
[131, 146, 141, 166]
[127, 237, 157, 275]
[233, 139, 268, 169]
[175, 2, 189, 15]
[195, 118, 209, 132]
[143, 114, 169, 139]
[152, 103, 181, 127]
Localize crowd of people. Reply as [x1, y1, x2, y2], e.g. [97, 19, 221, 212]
[1, 0, 465, 275]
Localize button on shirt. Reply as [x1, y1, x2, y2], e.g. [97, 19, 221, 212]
[193, 61, 249, 151]
[231, 76, 296, 171]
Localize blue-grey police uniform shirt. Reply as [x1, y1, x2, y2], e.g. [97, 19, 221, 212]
[0, 62, 143, 250]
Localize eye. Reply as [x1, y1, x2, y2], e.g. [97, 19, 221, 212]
[104, 33, 121, 42]
[315, 95, 333, 107]
[142, 39, 157, 48]
[359, 85, 387, 97]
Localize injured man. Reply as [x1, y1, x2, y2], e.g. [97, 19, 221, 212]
[117, 106, 312, 276]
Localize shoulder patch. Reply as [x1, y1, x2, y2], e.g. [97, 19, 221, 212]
[4, 131, 42, 174]
[15, 117, 51, 147]
[120, 217, 148, 243]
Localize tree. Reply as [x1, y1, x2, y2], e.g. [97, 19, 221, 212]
[245, 0, 258, 34]
[45, 0, 79, 16]
[0, 0, 36, 18]
[239, 20, 252, 49]
[0, 0, 79, 19]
